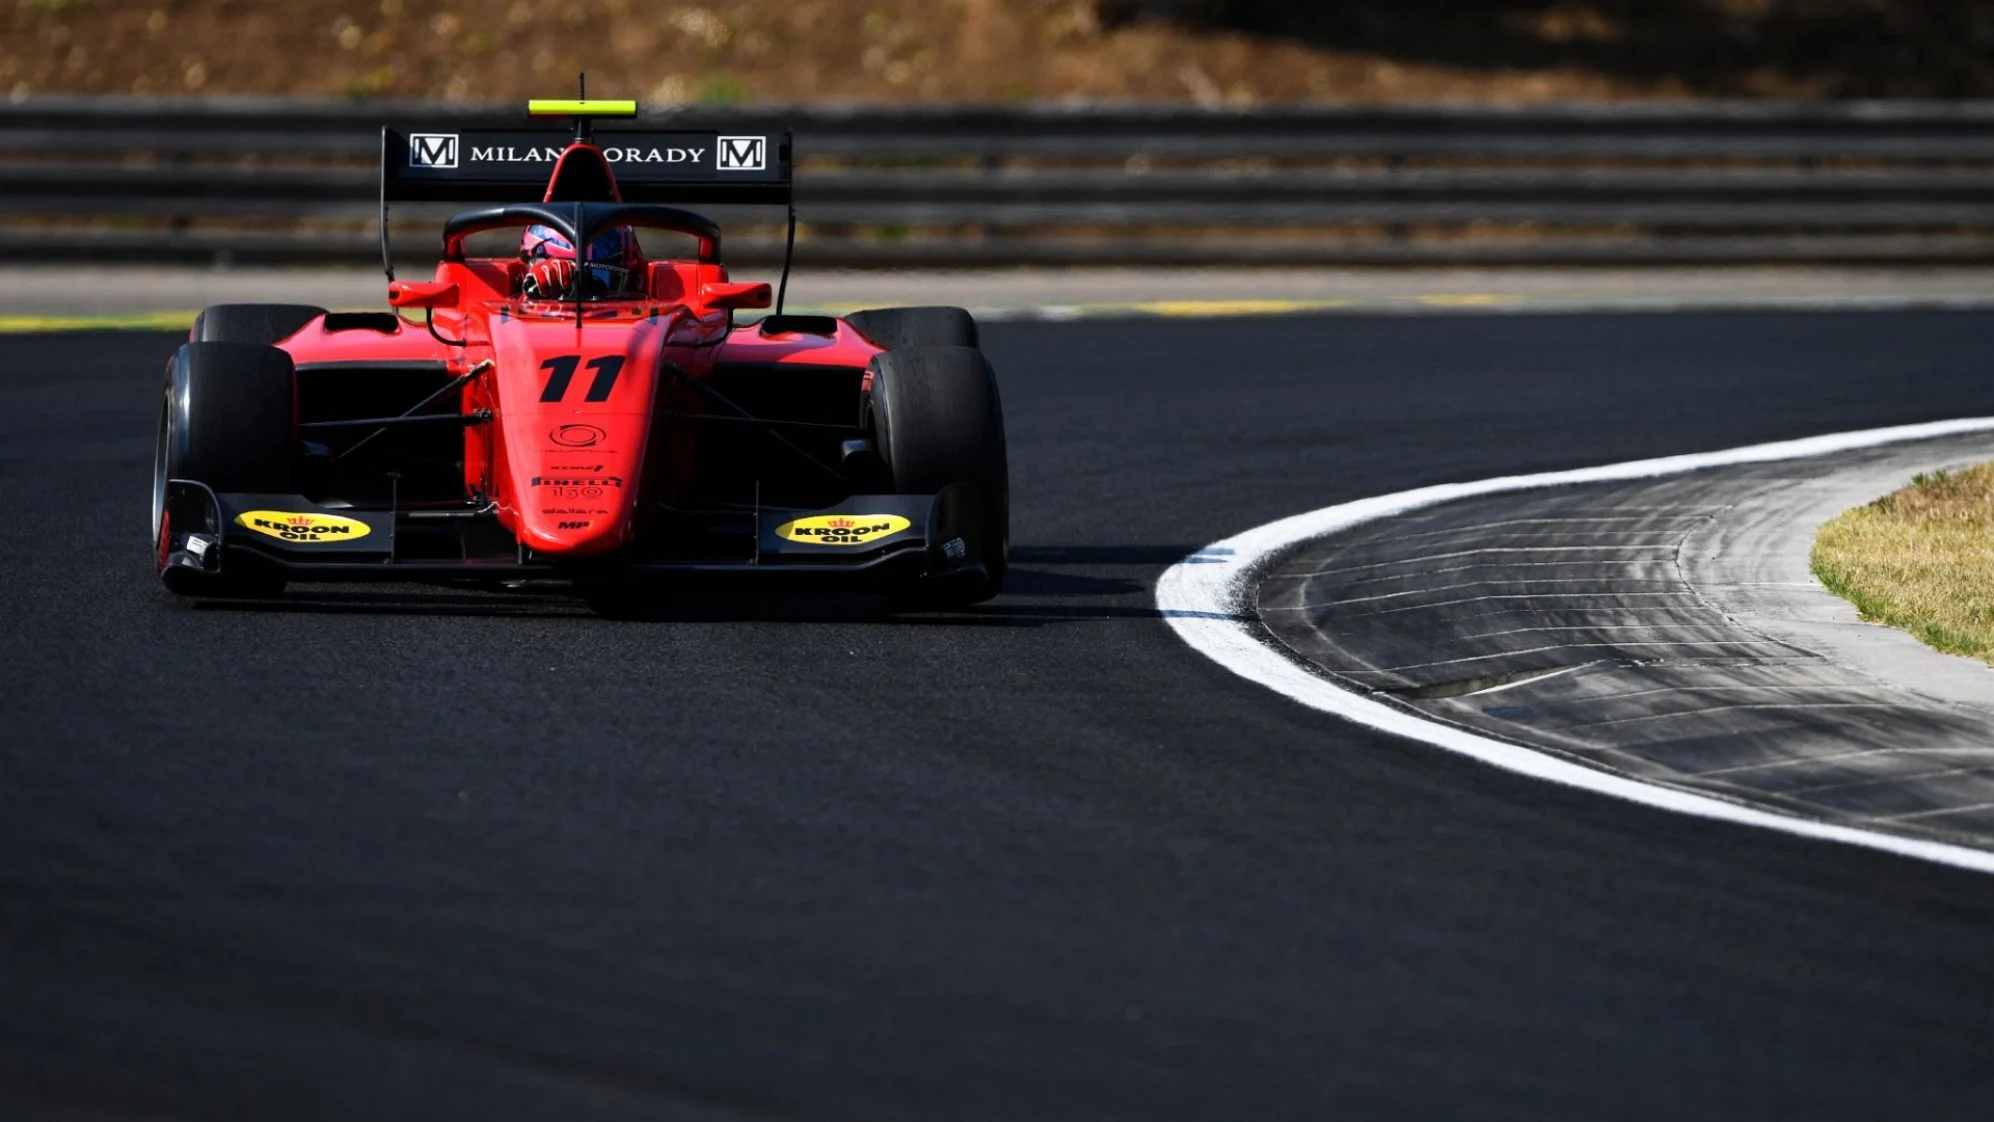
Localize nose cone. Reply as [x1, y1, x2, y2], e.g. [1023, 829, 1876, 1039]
[516, 468, 631, 555]
[492, 317, 669, 557]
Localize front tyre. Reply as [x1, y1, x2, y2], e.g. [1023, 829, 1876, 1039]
[866, 346, 1008, 607]
[155, 342, 299, 598]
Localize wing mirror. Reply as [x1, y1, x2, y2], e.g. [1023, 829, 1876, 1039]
[388, 281, 460, 310]
[698, 281, 772, 311]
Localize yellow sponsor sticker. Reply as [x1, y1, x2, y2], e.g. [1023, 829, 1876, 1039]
[775, 513, 911, 547]
[234, 510, 373, 544]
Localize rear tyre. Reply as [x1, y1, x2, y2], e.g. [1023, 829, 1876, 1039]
[846, 306, 978, 352]
[192, 303, 326, 346]
[155, 342, 299, 597]
[866, 346, 1008, 607]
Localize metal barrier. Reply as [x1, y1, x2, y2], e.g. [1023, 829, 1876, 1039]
[4, 96, 1993, 267]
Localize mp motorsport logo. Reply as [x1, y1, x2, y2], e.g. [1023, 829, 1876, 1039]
[775, 514, 910, 546]
[717, 135, 766, 171]
[235, 510, 372, 544]
[408, 133, 459, 169]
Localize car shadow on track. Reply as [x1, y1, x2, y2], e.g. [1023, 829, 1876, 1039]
[587, 598, 1183, 626]
[186, 589, 594, 619]
[1009, 545, 1206, 566]
[1000, 544, 1200, 599]
[176, 544, 1236, 626]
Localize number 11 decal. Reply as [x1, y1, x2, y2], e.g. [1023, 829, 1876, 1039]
[539, 355, 625, 403]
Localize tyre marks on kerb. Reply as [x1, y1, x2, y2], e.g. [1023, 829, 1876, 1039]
[1156, 418, 1994, 875]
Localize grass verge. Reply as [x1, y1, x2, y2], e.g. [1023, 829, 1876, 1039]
[1811, 460, 1994, 665]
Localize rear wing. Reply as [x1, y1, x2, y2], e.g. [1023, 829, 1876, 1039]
[381, 128, 792, 206]
[378, 123, 797, 307]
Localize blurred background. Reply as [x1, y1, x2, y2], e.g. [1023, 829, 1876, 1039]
[14, 0, 1994, 102]
[5, 0, 1994, 293]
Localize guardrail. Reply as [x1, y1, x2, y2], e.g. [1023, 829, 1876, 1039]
[4, 96, 1993, 267]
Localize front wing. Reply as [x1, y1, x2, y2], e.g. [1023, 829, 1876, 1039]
[158, 480, 994, 593]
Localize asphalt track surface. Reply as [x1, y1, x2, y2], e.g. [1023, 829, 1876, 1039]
[5, 313, 1994, 1120]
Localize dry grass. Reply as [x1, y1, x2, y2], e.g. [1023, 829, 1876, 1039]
[1812, 460, 1994, 665]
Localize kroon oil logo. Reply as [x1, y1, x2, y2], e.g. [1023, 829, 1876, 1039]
[775, 514, 911, 547]
[234, 510, 372, 544]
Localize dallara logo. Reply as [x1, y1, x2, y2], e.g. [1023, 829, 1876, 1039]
[408, 133, 459, 169]
[235, 510, 373, 544]
[775, 513, 911, 547]
[717, 135, 766, 171]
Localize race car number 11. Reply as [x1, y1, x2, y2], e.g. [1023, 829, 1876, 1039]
[539, 355, 625, 403]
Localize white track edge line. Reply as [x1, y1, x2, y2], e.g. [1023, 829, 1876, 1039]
[1155, 417, 1994, 875]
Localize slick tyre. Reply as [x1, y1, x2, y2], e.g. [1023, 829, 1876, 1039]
[155, 342, 298, 597]
[846, 306, 978, 352]
[192, 303, 326, 346]
[866, 346, 1008, 606]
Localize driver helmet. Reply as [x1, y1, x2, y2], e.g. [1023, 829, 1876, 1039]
[520, 223, 641, 297]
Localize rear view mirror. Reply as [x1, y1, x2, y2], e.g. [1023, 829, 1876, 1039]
[388, 281, 459, 310]
[698, 281, 772, 311]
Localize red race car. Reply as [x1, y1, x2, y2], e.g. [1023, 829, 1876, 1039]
[152, 98, 1006, 610]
